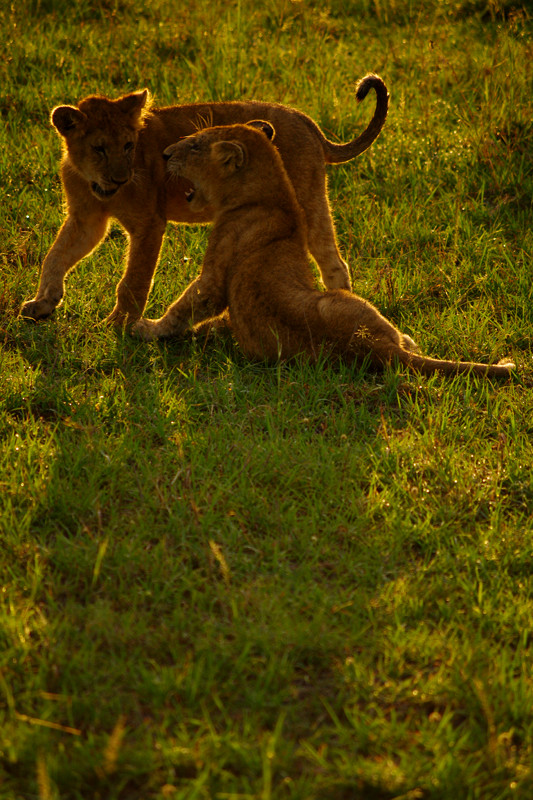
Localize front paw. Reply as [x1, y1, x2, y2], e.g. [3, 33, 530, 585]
[131, 318, 161, 341]
[20, 297, 59, 321]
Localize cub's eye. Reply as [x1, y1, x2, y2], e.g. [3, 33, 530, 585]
[189, 142, 200, 153]
[93, 145, 106, 157]
[124, 141, 134, 154]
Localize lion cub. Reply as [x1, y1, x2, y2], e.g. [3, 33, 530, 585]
[132, 123, 514, 378]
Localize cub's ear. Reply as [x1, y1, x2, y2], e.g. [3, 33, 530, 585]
[245, 120, 275, 141]
[212, 140, 247, 173]
[117, 89, 150, 118]
[51, 105, 87, 136]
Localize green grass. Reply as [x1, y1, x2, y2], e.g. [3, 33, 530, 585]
[1, 0, 533, 798]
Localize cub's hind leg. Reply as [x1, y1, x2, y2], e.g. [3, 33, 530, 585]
[305, 187, 352, 292]
[315, 289, 404, 358]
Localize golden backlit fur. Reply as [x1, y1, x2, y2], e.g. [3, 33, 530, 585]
[132, 123, 514, 378]
[20, 76, 388, 326]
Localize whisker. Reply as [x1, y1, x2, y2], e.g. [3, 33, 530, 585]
[130, 168, 148, 187]
[194, 110, 214, 131]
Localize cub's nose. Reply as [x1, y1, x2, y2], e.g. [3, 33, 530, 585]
[163, 151, 172, 161]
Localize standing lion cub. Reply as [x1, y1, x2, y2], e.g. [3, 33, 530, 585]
[132, 122, 514, 378]
[20, 76, 388, 327]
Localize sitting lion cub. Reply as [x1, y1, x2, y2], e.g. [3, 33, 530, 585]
[132, 122, 514, 378]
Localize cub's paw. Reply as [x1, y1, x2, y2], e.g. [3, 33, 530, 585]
[131, 318, 161, 341]
[19, 298, 58, 321]
[104, 306, 139, 329]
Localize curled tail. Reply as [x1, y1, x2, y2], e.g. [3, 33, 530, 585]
[398, 351, 515, 378]
[321, 73, 389, 165]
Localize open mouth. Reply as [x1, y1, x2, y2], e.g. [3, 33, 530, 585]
[91, 182, 120, 199]
[167, 170, 196, 204]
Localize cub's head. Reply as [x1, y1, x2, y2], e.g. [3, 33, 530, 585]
[163, 121, 278, 213]
[51, 89, 150, 200]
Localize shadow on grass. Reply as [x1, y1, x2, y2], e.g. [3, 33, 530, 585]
[0, 315, 447, 800]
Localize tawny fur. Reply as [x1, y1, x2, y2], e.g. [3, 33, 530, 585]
[132, 123, 514, 379]
[20, 77, 388, 326]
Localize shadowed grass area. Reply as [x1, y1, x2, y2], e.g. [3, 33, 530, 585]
[1, 1, 533, 798]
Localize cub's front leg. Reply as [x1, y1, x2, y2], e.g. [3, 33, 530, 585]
[132, 273, 227, 341]
[20, 212, 109, 320]
[105, 219, 167, 328]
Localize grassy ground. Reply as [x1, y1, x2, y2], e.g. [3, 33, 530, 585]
[1, 1, 533, 798]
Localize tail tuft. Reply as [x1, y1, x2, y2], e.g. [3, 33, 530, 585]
[356, 73, 389, 103]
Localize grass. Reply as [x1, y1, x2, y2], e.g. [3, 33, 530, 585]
[1, 0, 533, 798]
